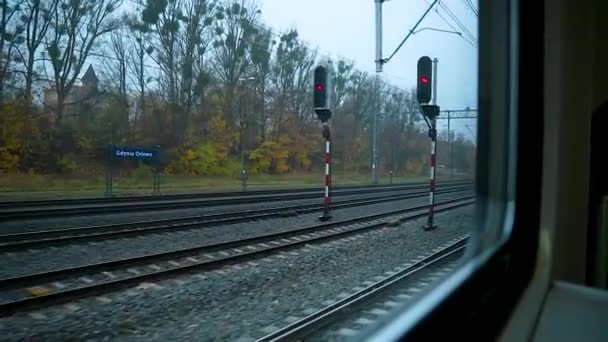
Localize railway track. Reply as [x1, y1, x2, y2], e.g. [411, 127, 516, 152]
[0, 195, 474, 316]
[0, 185, 473, 251]
[0, 180, 471, 220]
[257, 235, 468, 341]
[1, 182, 434, 208]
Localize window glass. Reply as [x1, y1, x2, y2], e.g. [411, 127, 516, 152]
[0, 0, 478, 340]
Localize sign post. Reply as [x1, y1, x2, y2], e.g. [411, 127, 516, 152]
[105, 144, 113, 196]
[153, 145, 161, 194]
[111, 146, 161, 194]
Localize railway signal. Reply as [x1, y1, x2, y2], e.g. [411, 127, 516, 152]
[417, 56, 433, 104]
[314, 65, 332, 122]
[313, 65, 333, 221]
[417, 56, 440, 231]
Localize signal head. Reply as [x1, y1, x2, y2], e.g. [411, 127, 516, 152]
[417, 56, 433, 104]
[314, 65, 332, 121]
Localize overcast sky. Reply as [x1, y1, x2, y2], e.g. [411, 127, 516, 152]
[258, 0, 478, 139]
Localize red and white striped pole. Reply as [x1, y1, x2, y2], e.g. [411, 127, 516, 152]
[320, 122, 332, 221]
[424, 118, 438, 230]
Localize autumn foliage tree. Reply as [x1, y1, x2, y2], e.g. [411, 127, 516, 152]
[0, 0, 476, 182]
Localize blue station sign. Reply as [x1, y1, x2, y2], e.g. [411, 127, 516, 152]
[112, 146, 159, 161]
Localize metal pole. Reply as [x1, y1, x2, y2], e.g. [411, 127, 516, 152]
[154, 145, 161, 194]
[451, 130, 455, 178]
[375, 0, 383, 72]
[450, 120, 455, 179]
[106, 127, 114, 196]
[374, 0, 382, 182]
[241, 121, 247, 192]
[432, 58, 438, 105]
[154, 173, 158, 193]
[106, 149, 112, 196]
[424, 119, 438, 230]
[320, 122, 332, 221]
[240, 82, 248, 192]
[372, 111, 378, 184]
[238, 77, 255, 191]
[374, 0, 384, 181]
[106, 145, 110, 195]
[450, 136, 455, 178]
[447, 111, 453, 179]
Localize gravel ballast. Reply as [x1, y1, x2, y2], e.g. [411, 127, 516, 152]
[309, 249, 464, 341]
[0, 191, 472, 279]
[0, 205, 473, 341]
[0, 187, 460, 234]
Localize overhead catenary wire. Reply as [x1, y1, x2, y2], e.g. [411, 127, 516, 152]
[464, 124, 476, 141]
[436, 15, 476, 47]
[460, 0, 478, 16]
[423, 0, 477, 47]
[436, 1, 477, 45]
[437, 1, 475, 34]
[437, 1, 477, 45]
[428, 1, 476, 47]
[383, 0, 440, 64]
[462, 0, 479, 17]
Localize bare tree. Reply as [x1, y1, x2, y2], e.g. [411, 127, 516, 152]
[249, 26, 273, 142]
[211, 0, 261, 123]
[270, 29, 316, 135]
[141, 0, 216, 143]
[178, 0, 215, 116]
[102, 30, 128, 99]
[122, 14, 153, 138]
[141, 0, 180, 107]
[346, 70, 373, 134]
[45, 0, 122, 126]
[14, 0, 57, 101]
[292, 45, 316, 125]
[0, 0, 25, 104]
[330, 60, 353, 113]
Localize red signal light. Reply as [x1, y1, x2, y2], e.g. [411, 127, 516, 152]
[420, 76, 429, 84]
[315, 84, 325, 92]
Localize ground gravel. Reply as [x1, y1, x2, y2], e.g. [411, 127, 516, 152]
[0, 191, 472, 279]
[307, 249, 464, 341]
[0, 205, 473, 341]
[0, 185, 462, 234]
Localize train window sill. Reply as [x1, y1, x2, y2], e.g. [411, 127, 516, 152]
[533, 281, 608, 342]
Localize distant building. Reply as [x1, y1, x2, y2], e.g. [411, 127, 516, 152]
[44, 64, 102, 121]
[81, 64, 99, 93]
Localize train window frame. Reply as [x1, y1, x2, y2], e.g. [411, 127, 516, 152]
[359, 0, 544, 340]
